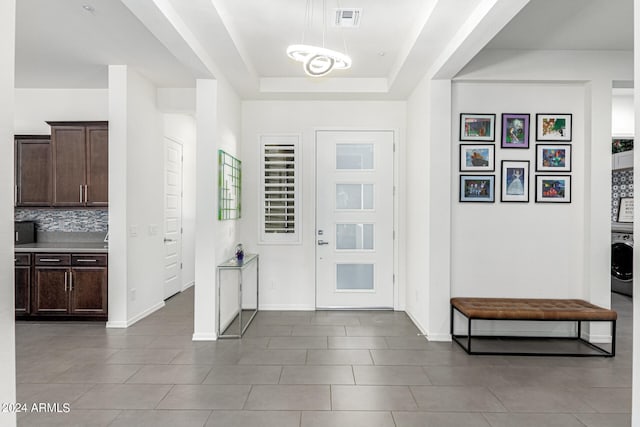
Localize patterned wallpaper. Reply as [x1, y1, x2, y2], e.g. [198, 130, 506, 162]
[14, 208, 108, 232]
[612, 169, 634, 222]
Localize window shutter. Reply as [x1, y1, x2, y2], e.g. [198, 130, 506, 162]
[260, 135, 300, 243]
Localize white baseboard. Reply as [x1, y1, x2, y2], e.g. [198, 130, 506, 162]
[404, 309, 426, 335]
[583, 333, 613, 344]
[182, 281, 194, 291]
[427, 333, 453, 342]
[106, 301, 165, 328]
[259, 304, 315, 311]
[192, 332, 218, 341]
[105, 320, 128, 329]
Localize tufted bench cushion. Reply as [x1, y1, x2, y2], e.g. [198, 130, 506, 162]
[450, 297, 617, 321]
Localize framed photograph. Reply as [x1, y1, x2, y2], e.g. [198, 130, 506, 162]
[536, 114, 572, 141]
[501, 114, 530, 148]
[460, 113, 496, 141]
[459, 144, 495, 172]
[535, 175, 571, 203]
[501, 160, 529, 202]
[618, 197, 634, 223]
[460, 175, 495, 203]
[535, 144, 572, 172]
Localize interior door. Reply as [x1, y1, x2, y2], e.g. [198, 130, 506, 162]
[316, 130, 394, 309]
[164, 138, 183, 299]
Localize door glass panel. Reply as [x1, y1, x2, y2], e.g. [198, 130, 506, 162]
[336, 264, 374, 290]
[336, 224, 374, 250]
[336, 144, 374, 169]
[336, 184, 374, 210]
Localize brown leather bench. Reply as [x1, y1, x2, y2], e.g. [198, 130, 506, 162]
[450, 297, 617, 357]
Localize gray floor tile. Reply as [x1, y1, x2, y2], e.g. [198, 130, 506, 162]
[482, 413, 586, 427]
[353, 366, 431, 385]
[309, 314, 361, 326]
[203, 365, 282, 385]
[489, 386, 596, 413]
[206, 410, 300, 427]
[424, 366, 509, 386]
[570, 387, 631, 413]
[384, 336, 433, 349]
[106, 349, 182, 365]
[331, 385, 417, 410]
[280, 365, 354, 384]
[268, 336, 328, 349]
[242, 325, 293, 337]
[73, 384, 172, 409]
[292, 325, 346, 336]
[237, 349, 307, 365]
[156, 385, 251, 410]
[306, 349, 373, 365]
[328, 336, 388, 349]
[302, 410, 395, 427]
[410, 385, 507, 412]
[244, 385, 331, 410]
[393, 412, 492, 427]
[346, 325, 419, 337]
[170, 348, 241, 365]
[109, 410, 212, 427]
[574, 413, 632, 427]
[125, 364, 212, 384]
[52, 363, 142, 384]
[17, 383, 96, 406]
[17, 410, 121, 427]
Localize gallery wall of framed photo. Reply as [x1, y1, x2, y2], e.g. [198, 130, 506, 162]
[458, 112, 573, 204]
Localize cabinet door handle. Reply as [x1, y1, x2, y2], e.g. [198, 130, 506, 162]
[15, 185, 18, 205]
[64, 271, 68, 292]
[69, 271, 73, 291]
[76, 259, 97, 263]
[15, 232, 18, 242]
[80, 185, 83, 203]
[85, 185, 88, 203]
[40, 258, 61, 262]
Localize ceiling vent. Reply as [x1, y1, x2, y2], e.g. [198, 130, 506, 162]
[333, 8, 362, 28]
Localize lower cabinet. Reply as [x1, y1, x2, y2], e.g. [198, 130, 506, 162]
[15, 254, 31, 316]
[22, 252, 108, 319]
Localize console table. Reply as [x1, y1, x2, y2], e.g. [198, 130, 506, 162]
[216, 253, 259, 338]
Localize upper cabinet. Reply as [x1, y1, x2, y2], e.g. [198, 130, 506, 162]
[15, 136, 52, 207]
[48, 122, 109, 207]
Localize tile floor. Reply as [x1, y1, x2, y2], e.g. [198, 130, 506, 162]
[15, 289, 632, 426]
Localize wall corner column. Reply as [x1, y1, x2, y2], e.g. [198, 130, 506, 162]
[193, 79, 219, 340]
[427, 79, 453, 341]
[0, 1, 16, 425]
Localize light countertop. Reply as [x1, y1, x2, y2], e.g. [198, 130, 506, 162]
[15, 242, 108, 253]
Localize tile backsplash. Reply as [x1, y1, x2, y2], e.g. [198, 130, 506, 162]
[15, 208, 108, 232]
[612, 169, 634, 222]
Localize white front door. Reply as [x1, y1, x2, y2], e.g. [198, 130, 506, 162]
[316, 130, 394, 309]
[164, 138, 183, 299]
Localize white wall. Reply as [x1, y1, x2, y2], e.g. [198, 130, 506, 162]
[405, 49, 631, 340]
[14, 89, 108, 134]
[0, 1, 16, 426]
[107, 66, 165, 327]
[451, 82, 585, 301]
[405, 77, 452, 339]
[613, 88, 634, 137]
[193, 77, 242, 340]
[163, 113, 197, 289]
[241, 101, 406, 310]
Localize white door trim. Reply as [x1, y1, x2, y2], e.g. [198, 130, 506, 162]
[314, 128, 399, 310]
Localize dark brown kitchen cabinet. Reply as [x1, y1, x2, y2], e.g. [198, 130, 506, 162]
[14, 254, 31, 316]
[48, 122, 108, 207]
[32, 253, 108, 318]
[14, 136, 52, 206]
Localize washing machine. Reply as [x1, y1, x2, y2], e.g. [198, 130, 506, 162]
[612, 223, 633, 297]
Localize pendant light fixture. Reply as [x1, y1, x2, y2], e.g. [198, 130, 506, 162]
[286, 0, 352, 77]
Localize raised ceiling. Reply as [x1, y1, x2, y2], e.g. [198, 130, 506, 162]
[14, 0, 633, 98]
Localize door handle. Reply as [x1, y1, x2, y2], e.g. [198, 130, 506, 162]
[317, 240, 330, 246]
[80, 185, 83, 203]
[164, 238, 176, 243]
